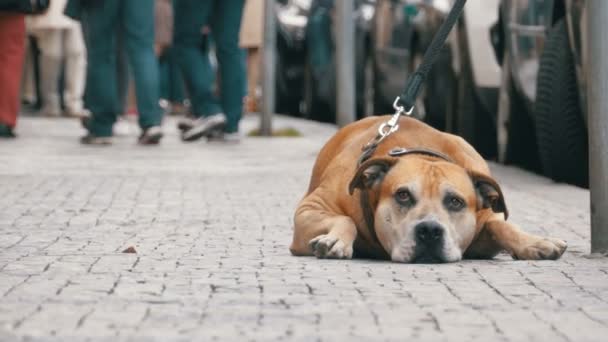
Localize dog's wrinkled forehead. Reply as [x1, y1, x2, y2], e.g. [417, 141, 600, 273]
[382, 158, 475, 196]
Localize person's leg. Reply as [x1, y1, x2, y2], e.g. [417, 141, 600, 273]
[159, 53, 169, 101]
[21, 37, 37, 106]
[167, 47, 185, 104]
[85, 0, 121, 137]
[245, 47, 260, 112]
[0, 14, 25, 135]
[115, 29, 129, 116]
[210, 0, 246, 133]
[121, 0, 163, 130]
[35, 29, 63, 116]
[172, 0, 221, 117]
[63, 24, 88, 117]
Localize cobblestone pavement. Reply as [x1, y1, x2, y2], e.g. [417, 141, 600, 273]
[0, 116, 606, 341]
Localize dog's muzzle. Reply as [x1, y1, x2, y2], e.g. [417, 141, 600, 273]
[413, 221, 447, 263]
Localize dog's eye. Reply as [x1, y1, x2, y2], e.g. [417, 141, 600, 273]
[445, 195, 466, 211]
[395, 189, 415, 206]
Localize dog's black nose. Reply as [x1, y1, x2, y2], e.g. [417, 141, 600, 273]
[415, 221, 444, 246]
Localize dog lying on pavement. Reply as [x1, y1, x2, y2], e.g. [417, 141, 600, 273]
[290, 116, 567, 263]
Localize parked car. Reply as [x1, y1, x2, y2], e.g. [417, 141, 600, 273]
[303, 0, 376, 123]
[369, 0, 502, 158]
[275, 0, 310, 116]
[274, 0, 376, 122]
[492, 0, 588, 187]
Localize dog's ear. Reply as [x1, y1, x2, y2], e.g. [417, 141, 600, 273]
[349, 157, 397, 195]
[469, 171, 509, 220]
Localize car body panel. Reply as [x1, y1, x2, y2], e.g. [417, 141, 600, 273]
[501, 0, 554, 110]
[373, 0, 457, 112]
[462, 0, 502, 88]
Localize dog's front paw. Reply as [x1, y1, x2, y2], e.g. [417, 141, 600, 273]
[308, 235, 353, 259]
[512, 237, 567, 260]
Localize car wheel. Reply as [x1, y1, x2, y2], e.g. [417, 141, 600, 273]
[534, 19, 588, 187]
[496, 53, 541, 172]
[423, 46, 454, 131]
[303, 61, 333, 123]
[450, 24, 496, 159]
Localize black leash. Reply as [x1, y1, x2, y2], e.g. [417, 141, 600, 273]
[358, 0, 468, 166]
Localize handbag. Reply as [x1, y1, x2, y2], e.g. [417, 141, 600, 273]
[0, 0, 51, 15]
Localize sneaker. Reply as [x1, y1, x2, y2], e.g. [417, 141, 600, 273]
[65, 107, 91, 119]
[181, 113, 227, 142]
[80, 134, 112, 145]
[0, 124, 16, 138]
[177, 116, 196, 132]
[80, 115, 92, 130]
[114, 116, 135, 136]
[207, 131, 241, 144]
[138, 126, 163, 145]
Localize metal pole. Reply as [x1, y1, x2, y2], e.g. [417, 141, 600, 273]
[261, 0, 276, 136]
[335, 0, 356, 127]
[588, 0, 608, 253]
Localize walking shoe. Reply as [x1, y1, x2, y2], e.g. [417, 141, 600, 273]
[181, 113, 227, 142]
[80, 115, 92, 130]
[65, 107, 91, 119]
[207, 131, 242, 144]
[0, 123, 16, 138]
[80, 134, 112, 145]
[138, 126, 163, 145]
[177, 116, 196, 132]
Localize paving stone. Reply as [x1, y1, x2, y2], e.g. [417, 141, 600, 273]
[0, 115, 606, 341]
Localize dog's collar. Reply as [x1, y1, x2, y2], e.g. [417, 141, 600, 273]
[387, 147, 454, 163]
[359, 147, 454, 249]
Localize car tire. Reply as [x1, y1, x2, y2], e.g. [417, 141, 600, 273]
[498, 63, 541, 172]
[450, 24, 496, 159]
[423, 46, 454, 131]
[534, 19, 588, 187]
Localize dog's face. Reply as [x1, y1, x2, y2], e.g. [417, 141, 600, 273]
[349, 157, 507, 263]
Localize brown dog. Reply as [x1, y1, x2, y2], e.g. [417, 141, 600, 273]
[290, 116, 567, 262]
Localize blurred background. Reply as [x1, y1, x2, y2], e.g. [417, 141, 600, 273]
[272, 0, 589, 188]
[15, 0, 590, 187]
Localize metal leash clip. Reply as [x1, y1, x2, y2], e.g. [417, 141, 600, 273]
[359, 97, 415, 165]
[376, 97, 414, 143]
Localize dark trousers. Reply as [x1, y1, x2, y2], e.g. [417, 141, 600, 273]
[173, 0, 245, 133]
[83, 0, 162, 137]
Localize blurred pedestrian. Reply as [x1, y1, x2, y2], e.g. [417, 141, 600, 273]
[173, 0, 246, 143]
[156, 0, 186, 115]
[27, 0, 88, 118]
[240, 0, 263, 114]
[68, 0, 164, 145]
[0, 13, 26, 138]
[21, 37, 39, 109]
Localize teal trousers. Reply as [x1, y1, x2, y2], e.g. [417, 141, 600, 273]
[173, 0, 245, 133]
[83, 0, 162, 137]
[159, 47, 185, 103]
